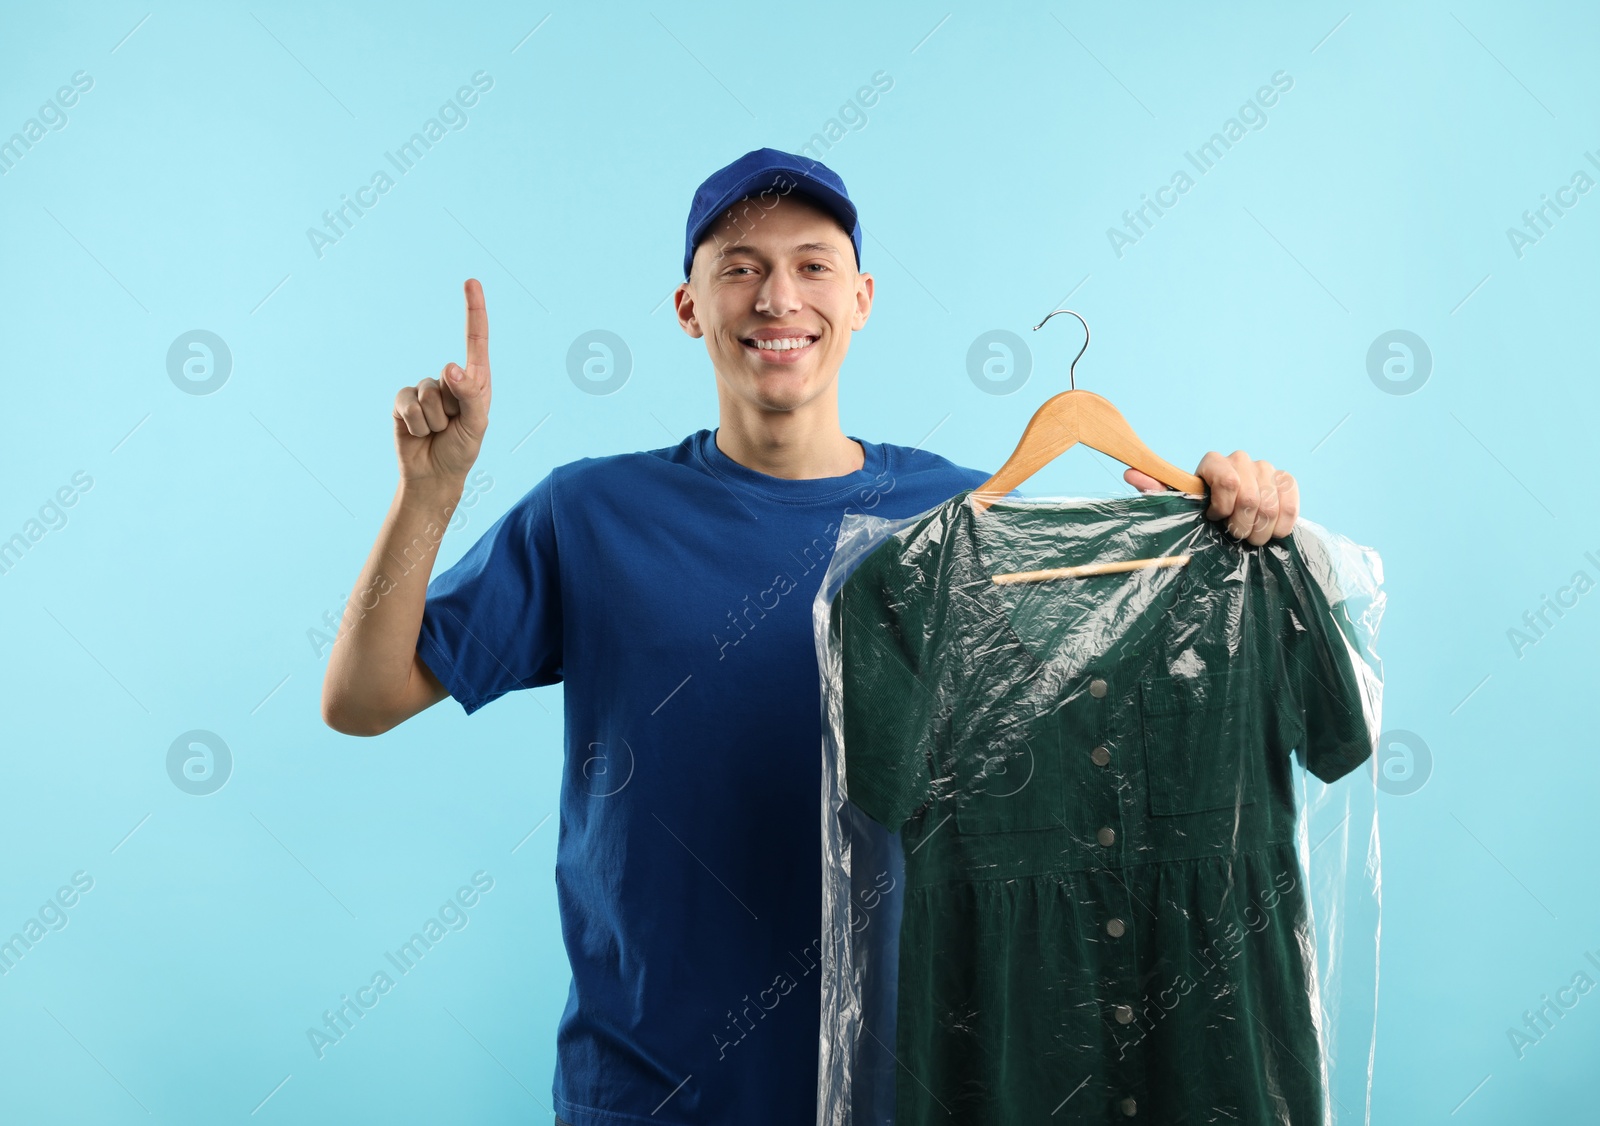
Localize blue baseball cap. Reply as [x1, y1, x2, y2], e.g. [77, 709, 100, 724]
[683, 147, 862, 280]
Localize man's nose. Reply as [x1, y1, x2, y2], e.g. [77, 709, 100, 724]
[754, 269, 801, 316]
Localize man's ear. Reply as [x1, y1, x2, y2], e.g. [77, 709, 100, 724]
[674, 282, 703, 338]
[851, 271, 874, 331]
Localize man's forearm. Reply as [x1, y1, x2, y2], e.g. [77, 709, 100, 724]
[321, 480, 462, 733]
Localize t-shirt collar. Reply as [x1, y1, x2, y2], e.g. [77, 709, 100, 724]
[694, 427, 887, 503]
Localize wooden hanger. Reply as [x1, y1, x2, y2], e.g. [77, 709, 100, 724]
[969, 309, 1205, 512]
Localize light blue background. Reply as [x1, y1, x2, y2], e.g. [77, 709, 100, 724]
[2, 2, 1595, 1122]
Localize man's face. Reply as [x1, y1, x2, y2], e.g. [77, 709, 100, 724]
[675, 194, 873, 414]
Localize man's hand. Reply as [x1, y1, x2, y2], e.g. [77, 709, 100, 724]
[1124, 451, 1298, 545]
[392, 278, 493, 489]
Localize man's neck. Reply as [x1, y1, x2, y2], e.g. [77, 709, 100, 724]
[712, 414, 865, 481]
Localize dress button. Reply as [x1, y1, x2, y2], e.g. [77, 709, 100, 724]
[1119, 1095, 1138, 1116]
[1113, 1004, 1135, 1024]
[1089, 677, 1108, 698]
[1105, 917, 1126, 938]
[1096, 826, 1116, 847]
[1090, 745, 1111, 766]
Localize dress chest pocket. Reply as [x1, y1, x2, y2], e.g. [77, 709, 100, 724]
[951, 720, 1064, 835]
[1139, 670, 1259, 816]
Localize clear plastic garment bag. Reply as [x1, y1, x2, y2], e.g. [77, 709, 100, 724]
[814, 488, 1384, 1126]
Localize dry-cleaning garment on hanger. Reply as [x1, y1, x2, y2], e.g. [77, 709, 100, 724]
[834, 488, 1374, 1125]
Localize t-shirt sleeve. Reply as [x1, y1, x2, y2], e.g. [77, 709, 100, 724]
[1272, 526, 1374, 784]
[415, 469, 563, 715]
[836, 535, 939, 833]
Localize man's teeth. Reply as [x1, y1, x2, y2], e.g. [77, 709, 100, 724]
[748, 336, 814, 351]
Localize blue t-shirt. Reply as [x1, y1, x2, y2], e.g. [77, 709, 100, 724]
[416, 427, 988, 1126]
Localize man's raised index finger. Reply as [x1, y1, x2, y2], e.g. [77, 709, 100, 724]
[464, 278, 489, 379]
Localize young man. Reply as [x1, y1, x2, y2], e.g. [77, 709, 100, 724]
[320, 148, 1299, 1126]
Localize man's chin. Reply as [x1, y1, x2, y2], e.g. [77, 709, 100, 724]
[752, 391, 811, 413]
[741, 363, 813, 392]
[744, 380, 819, 412]
[717, 356, 836, 409]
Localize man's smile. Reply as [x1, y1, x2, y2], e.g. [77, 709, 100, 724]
[741, 329, 819, 364]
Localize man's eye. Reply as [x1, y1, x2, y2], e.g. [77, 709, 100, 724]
[805, 263, 828, 273]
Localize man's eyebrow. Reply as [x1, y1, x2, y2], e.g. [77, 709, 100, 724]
[713, 241, 842, 261]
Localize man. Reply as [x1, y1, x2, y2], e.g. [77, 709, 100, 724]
[320, 148, 1299, 1126]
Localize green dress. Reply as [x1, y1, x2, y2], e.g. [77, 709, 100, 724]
[833, 489, 1374, 1125]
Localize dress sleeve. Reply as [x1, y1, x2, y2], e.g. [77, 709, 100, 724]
[836, 534, 939, 833]
[1271, 526, 1374, 784]
[415, 468, 564, 715]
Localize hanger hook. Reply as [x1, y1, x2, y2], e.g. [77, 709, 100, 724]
[1032, 308, 1089, 391]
